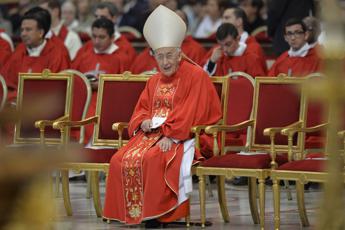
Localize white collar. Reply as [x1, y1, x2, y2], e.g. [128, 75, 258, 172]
[27, 39, 47, 57]
[94, 42, 118, 54]
[239, 31, 249, 44]
[309, 41, 318, 48]
[51, 21, 64, 36]
[231, 42, 247, 56]
[114, 31, 121, 41]
[288, 43, 311, 57]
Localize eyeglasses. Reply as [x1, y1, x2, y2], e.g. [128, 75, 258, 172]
[285, 30, 305, 38]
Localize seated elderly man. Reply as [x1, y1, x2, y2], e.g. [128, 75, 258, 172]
[103, 5, 222, 228]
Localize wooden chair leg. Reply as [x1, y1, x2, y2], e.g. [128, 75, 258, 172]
[61, 170, 73, 216]
[248, 177, 260, 224]
[198, 175, 206, 228]
[217, 175, 230, 222]
[284, 180, 293, 201]
[258, 178, 266, 230]
[296, 181, 310, 227]
[273, 179, 281, 230]
[90, 171, 102, 217]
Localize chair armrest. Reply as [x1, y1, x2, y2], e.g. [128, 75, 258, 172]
[281, 123, 328, 136]
[53, 116, 99, 130]
[35, 115, 69, 145]
[112, 122, 129, 148]
[191, 125, 207, 151]
[338, 130, 345, 138]
[205, 119, 255, 135]
[204, 120, 254, 156]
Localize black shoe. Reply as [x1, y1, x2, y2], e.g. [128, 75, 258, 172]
[232, 177, 248, 186]
[69, 175, 87, 182]
[144, 219, 166, 228]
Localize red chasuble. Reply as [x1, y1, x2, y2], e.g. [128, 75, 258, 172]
[203, 46, 266, 77]
[0, 37, 12, 69]
[72, 45, 131, 142]
[115, 34, 137, 60]
[103, 61, 222, 224]
[246, 35, 267, 71]
[0, 39, 70, 100]
[268, 47, 321, 77]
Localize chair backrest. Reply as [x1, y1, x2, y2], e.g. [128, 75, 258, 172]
[14, 69, 73, 144]
[211, 76, 229, 124]
[60, 69, 92, 144]
[92, 72, 149, 147]
[0, 74, 7, 111]
[250, 75, 307, 152]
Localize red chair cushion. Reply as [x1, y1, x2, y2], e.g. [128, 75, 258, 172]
[278, 159, 326, 172]
[305, 152, 325, 159]
[201, 153, 271, 169]
[305, 136, 325, 149]
[225, 133, 245, 146]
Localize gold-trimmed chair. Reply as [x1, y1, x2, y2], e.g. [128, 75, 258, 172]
[53, 72, 149, 217]
[13, 69, 74, 146]
[196, 75, 308, 229]
[0, 74, 7, 112]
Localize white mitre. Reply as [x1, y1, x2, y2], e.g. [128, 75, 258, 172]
[143, 5, 186, 51]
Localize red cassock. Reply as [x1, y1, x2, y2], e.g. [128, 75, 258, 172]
[72, 46, 131, 142]
[0, 36, 12, 69]
[181, 35, 206, 65]
[203, 46, 267, 77]
[130, 47, 157, 74]
[103, 61, 222, 224]
[246, 35, 267, 71]
[268, 47, 321, 77]
[0, 39, 70, 100]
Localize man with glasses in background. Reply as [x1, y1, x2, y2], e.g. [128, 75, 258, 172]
[268, 18, 321, 77]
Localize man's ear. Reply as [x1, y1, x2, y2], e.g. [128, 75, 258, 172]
[304, 31, 310, 41]
[39, 29, 44, 39]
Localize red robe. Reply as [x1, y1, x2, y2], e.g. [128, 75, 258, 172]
[268, 47, 321, 77]
[72, 45, 131, 142]
[0, 39, 70, 100]
[203, 45, 266, 77]
[181, 35, 206, 65]
[0, 36, 12, 69]
[130, 48, 157, 74]
[246, 35, 267, 71]
[103, 61, 222, 224]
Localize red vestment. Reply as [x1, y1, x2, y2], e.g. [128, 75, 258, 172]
[246, 35, 267, 71]
[268, 47, 321, 77]
[0, 39, 70, 100]
[130, 48, 157, 74]
[0, 36, 12, 69]
[103, 61, 222, 224]
[203, 46, 267, 77]
[181, 35, 206, 65]
[72, 45, 131, 142]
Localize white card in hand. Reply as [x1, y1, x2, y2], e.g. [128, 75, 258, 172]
[151, 116, 167, 129]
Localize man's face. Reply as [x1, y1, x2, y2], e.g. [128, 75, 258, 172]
[20, 19, 44, 48]
[154, 47, 181, 77]
[62, 3, 76, 26]
[218, 35, 239, 56]
[222, 9, 239, 27]
[94, 8, 116, 23]
[284, 24, 308, 51]
[92, 27, 113, 52]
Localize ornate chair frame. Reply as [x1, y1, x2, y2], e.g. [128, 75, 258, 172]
[196, 75, 308, 229]
[53, 72, 150, 217]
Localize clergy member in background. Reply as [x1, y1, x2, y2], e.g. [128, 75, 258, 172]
[1, 7, 70, 101]
[222, 7, 267, 71]
[203, 22, 266, 77]
[93, 1, 137, 60]
[39, 0, 82, 60]
[103, 5, 222, 227]
[0, 29, 14, 69]
[268, 18, 321, 77]
[72, 17, 130, 143]
[130, 9, 207, 75]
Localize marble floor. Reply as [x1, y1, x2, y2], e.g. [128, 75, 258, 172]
[53, 181, 321, 230]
